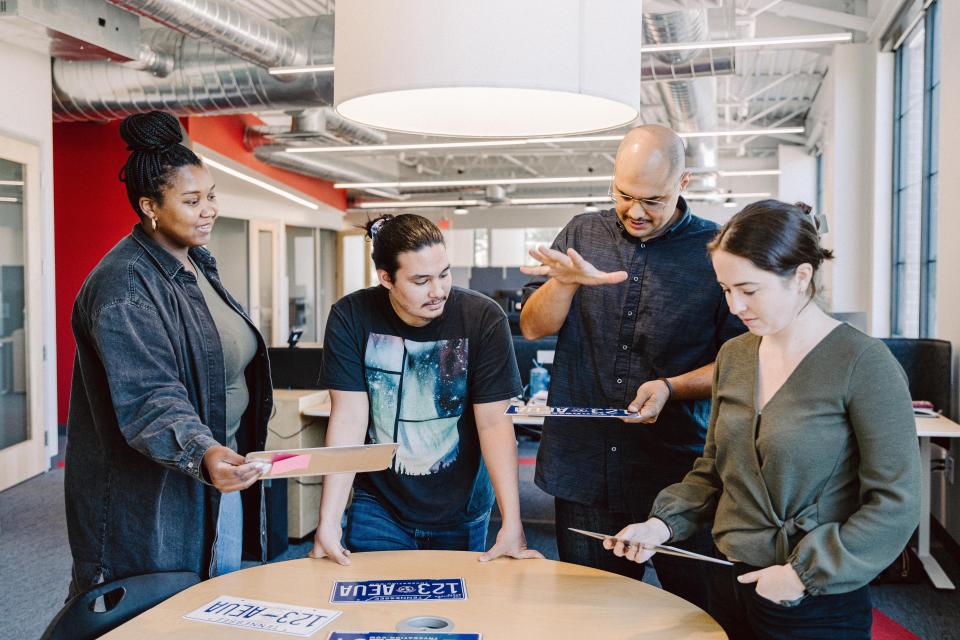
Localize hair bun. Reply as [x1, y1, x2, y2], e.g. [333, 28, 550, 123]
[364, 214, 395, 241]
[119, 111, 183, 153]
[794, 201, 813, 215]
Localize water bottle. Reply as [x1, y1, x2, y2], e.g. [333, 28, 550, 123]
[529, 359, 550, 401]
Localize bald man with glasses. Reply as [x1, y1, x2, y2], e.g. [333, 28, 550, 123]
[520, 125, 744, 609]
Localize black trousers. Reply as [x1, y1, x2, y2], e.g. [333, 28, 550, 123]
[707, 558, 873, 640]
[554, 497, 713, 612]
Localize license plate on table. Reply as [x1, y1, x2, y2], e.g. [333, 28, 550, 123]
[328, 633, 480, 640]
[184, 595, 341, 637]
[330, 578, 467, 603]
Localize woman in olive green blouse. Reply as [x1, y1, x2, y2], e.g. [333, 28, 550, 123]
[605, 200, 921, 639]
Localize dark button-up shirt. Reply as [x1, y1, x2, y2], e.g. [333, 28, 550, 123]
[525, 200, 744, 513]
[65, 224, 273, 596]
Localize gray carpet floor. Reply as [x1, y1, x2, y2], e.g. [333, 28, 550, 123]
[3, 437, 959, 639]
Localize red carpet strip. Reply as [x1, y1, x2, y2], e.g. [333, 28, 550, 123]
[872, 609, 920, 640]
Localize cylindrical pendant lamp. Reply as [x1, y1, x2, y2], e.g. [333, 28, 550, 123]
[335, 0, 643, 138]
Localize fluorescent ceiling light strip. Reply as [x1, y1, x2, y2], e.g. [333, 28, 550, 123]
[200, 155, 319, 210]
[510, 192, 771, 206]
[336, 175, 614, 189]
[356, 191, 773, 209]
[339, 167, 785, 190]
[288, 127, 805, 155]
[684, 191, 771, 200]
[510, 196, 612, 205]
[357, 199, 484, 209]
[0, 196, 19, 203]
[640, 32, 852, 54]
[0, 180, 24, 186]
[288, 140, 531, 154]
[718, 169, 782, 177]
[268, 64, 335, 75]
[682, 127, 804, 138]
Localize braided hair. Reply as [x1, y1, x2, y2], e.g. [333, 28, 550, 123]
[118, 111, 202, 218]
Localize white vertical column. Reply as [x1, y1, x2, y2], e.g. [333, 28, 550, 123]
[810, 44, 892, 334]
[932, 0, 960, 544]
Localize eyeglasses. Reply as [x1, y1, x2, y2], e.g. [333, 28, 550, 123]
[608, 179, 681, 213]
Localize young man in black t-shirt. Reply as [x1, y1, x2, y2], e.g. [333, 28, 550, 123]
[310, 214, 541, 565]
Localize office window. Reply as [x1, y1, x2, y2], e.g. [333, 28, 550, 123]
[473, 228, 489, 268]
[892, 0, 940, 337]
[287, 226, 318, 343]
[286, 226, 337, 343]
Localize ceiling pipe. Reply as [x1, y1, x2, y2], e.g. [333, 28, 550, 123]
[643, 6, 721, 189]
[52, 17, 333, 122]
[105, 0, 306, 73]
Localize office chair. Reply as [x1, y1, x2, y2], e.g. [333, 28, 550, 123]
[881, 338, 954, 420]
[41, 571, 200, 640]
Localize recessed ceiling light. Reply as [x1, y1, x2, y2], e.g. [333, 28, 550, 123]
[453, 207, 469, 216]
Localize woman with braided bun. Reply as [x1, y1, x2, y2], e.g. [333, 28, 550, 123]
[603, 200, 921, 639]
[64, 110, 273, 597]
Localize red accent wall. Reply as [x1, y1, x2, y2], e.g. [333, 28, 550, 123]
[183, 114, 347, 210]
[53, 120, 134, 425]
[54, 115, 346, 423]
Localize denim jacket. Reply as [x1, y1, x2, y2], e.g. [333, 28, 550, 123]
[65, 224, 273, 596]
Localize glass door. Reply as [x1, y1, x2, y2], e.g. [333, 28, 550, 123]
[0, 136, 45, 490]
[249, 221, 280, 347]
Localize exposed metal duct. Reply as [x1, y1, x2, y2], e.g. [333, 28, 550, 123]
[289, 109, 388, 147]
[244, 108, 387, 152]
[314, 109, 388, 147]
[642, 8, 720, 188]
[105, 0, 306, 71]
[640, 49, 734, 82]
[121, 43, 176, 77]
[52, 17, 332, 122]
[252, 145, 399, 196]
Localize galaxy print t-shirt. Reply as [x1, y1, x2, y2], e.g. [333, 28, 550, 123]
[319, 285, 522, 528]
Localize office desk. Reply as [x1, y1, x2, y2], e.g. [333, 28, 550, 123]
[103, 551, 725, 639]
[302, 402, 959, 589]
[915, 414, 960, 589]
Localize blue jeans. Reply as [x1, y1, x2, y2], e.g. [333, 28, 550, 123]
[210, 491, 243, 577]
[345, 488, 491, 552]
[707, 556, 872, 640]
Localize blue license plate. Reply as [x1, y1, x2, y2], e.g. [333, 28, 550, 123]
[328, 633, 480, 640]
[330, 578, 467, 603]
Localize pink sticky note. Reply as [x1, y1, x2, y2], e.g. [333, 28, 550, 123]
[270, 453, 311, 475]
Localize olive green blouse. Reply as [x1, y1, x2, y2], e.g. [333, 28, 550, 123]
[651, 323, 922, 595]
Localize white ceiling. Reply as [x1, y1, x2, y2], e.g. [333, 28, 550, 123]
[207, 1, 876, 208]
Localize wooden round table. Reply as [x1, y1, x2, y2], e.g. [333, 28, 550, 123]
[103, 551, 726, 639]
